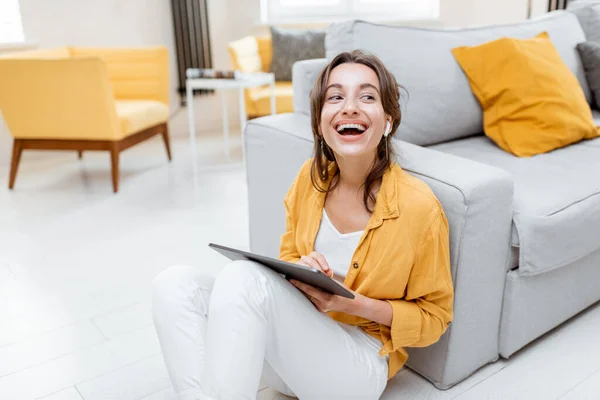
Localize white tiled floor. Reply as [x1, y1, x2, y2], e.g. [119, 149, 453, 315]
[1, 94, 600, 399]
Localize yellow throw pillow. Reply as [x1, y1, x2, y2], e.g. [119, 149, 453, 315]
[452, 32, 600, 157]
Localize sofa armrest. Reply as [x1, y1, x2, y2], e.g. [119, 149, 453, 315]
[394, 140, 514, 388]
[292, 58, 328, 115]
[246, 113, 515, 389]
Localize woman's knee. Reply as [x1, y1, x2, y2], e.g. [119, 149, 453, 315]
[151, 264, 198, 302]
[210, 260, 276, 309]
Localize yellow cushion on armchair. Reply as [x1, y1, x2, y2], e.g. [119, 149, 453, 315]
[247, 82, 294, 116]
[228, 36, 294, 118]
[116, 100, 170, 136]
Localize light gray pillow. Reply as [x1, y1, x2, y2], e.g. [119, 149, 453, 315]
[568, 4, 600, 42]
[577, 41, 600, 107]
[270, 27, 325, 81]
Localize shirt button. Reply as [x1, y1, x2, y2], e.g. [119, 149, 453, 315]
[353, 262, 359, 269]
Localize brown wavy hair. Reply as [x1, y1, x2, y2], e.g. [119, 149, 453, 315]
[310, 50, 402, 213]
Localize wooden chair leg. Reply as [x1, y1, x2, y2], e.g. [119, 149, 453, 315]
[78, 150, 83, 159]
[110, 145, 120, 193]
[161, 123, 172, 161]
[8, 139, 23, 189]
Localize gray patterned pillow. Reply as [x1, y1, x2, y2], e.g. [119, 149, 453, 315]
[577, 41, 600, 107]
[568, 3, 600, 43]
[270, 27, 325, 81]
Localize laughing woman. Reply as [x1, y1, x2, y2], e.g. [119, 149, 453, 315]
[152, 50, 454, 400]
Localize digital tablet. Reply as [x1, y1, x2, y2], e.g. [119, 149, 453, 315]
[208, 243, 355, 299]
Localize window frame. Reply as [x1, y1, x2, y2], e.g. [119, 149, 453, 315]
[0, 0, 25, 45]
[260, 0, 440, 25]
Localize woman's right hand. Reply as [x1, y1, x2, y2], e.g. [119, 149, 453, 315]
[297, 252, 334, 278]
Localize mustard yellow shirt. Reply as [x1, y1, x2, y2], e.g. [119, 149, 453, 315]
[280, 159, 454, 379]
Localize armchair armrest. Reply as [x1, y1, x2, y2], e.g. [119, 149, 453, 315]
[0, 57, 121, 140]
[245, 113, 515, 388]
[70, 47, 170, 105]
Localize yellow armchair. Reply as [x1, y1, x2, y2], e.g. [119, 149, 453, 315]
[228, 36, 293, 118]
[0, 46, 171, 193]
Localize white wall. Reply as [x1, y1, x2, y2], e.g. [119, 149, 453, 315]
[441, 0, 529, 28]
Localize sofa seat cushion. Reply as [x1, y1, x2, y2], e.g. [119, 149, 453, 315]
[247, 82, 293, 116]
[430, 133, 600, 276]
[115, 100, 169, 138]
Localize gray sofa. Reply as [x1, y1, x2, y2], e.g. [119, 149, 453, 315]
[244, 10, 600, 390]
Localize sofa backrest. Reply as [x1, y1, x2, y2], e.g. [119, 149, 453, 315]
[323, 11, 590, 146]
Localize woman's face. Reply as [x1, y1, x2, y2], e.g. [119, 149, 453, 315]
[320, 62, 389, 161]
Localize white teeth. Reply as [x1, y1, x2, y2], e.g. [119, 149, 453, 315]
[336, 123, 367, 132]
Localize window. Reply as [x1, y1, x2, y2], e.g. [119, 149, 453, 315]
[261, 0, 439, 24]
[0, 0, 25, 44]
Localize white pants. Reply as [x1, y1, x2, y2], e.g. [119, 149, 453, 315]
[152, 260, 388, 400]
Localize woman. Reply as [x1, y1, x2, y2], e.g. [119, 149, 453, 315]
[152, 50, 454, 400]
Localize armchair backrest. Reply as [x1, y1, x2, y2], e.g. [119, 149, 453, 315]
[0, 57, 121, 140]
[0, 47, 70, 59]
[70, 46, 169, 105]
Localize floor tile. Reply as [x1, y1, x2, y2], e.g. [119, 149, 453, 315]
[0, 327, 160, 400]
[381, 359, 509, 400]
[559, 367, 600, 400]
[454, 302, 600, 400]
[37, 387, 83, 400]
[92, 302, 153, 340]
[139, 386, 177, 400]
[76, 355, 170, 400]
[0, 321, 105, 377]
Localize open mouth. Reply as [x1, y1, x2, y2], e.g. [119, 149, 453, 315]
[335, 123, 367, 136]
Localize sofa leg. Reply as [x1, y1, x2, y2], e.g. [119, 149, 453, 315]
[78, 150, 83, 159]
[8, 139, 23, 189]
[161, 123, 172, 161]
[110, 146, 120, 193]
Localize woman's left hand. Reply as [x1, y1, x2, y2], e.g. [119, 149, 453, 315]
[289, 279, 364, 314]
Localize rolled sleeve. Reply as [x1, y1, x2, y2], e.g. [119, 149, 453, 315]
[279, 191, 301, 263]
[385, 210, 454, 352]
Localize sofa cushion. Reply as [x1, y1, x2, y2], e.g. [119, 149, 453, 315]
[270, 27, 325, 81]
[430, 134, 600, 276]
[115, 100, 169, 137]
[228, 36, 263, 73]
[325, 11, 590, 146]
[577, 41, 600, 108]
[451, 32, 599, 157]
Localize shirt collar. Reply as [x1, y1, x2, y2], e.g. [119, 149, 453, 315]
[313, 162, 400, 228]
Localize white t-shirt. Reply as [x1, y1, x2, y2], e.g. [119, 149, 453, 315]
[314, 209, 386, 356]
[314, 209, 364, 284]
